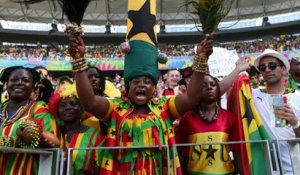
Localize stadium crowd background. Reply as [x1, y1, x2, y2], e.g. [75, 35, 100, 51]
[1, 34, 300, 61]
[0, 1, 300, 174]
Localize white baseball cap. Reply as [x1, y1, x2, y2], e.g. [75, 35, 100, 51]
[254, 49, 290, 72]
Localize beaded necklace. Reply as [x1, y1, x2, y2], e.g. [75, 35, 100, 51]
[198, 104, 219, 123]
[0, 101, 33, 128]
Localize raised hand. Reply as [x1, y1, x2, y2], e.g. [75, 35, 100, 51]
[235, 57, 250, 73]
[196, 37, 213, 58]
[68, 35, 85, 59]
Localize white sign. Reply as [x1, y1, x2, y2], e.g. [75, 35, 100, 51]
[208, 47, 239, 77]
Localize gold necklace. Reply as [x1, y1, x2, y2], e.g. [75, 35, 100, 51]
[1, 101, 33, 127]
[198, 104, 219, 123]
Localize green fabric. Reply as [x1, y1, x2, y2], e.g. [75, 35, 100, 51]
[124, 40, 159, 91]
[287, 77, 299, 90]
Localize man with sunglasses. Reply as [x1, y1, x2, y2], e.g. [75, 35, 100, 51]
[253, 49, 300, 175]
[288, 57, 300, 90]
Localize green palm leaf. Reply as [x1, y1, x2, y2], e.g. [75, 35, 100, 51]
[187, 0, 233, 35]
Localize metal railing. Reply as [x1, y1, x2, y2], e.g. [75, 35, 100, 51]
[1, 138, 299, 175]
[66, 145, 170, 175]
[271, 138, 300, 175]
[0, 147, 60, 175]
[172, 140, 273, 175]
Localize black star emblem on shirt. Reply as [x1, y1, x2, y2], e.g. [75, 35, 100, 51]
[116, 105, 123, 112]
[127, 0, 157, 45]
[158, 106, 163, 110]
[105, 160, 109, 166]
[203, 145, 218, 160]
[110, 130, 116, 136]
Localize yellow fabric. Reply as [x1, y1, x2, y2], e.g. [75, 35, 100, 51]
[59, 83, 78, 98]
[188, 132, 234, 174]
[126, 0, 156, 45]
[166, 96, 182, 118]
[104, 80, 121, 98]
[82, 116, 100, 129]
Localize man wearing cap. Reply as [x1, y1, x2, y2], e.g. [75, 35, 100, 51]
[288, 56, 300, 90]
[253, 49, 300, 174]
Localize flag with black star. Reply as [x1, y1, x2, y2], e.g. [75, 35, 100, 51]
[124, 0, 160, 91]
[227, 74, 271, 175]
[127, 0, 157, 46]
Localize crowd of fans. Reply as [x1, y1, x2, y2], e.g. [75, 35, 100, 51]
[1, 34, 300, 61]
[1, 33, 300, 174]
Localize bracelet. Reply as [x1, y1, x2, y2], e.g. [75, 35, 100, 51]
[71, 57, 88, 71]
[0, 136, 16, 147]
[72, 65, 88, 73]
[17, 120, 42, 149]
[65, 22, 84, 36]
[192, 54, 208, 73]
[71, 58, 86, 67]
[73, 61, 88, 70]
[292, 120, 300, 129]
[70, 57, 85, 64]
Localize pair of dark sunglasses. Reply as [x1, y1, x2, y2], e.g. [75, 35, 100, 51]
[257, 62, 282, 72]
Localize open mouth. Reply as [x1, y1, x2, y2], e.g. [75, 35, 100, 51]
[136, 90, 146, 100]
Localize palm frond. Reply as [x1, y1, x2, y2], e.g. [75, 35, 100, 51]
[187, 0, 233, 35]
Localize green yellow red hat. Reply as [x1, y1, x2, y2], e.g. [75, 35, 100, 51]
[122, 0, 161, 91]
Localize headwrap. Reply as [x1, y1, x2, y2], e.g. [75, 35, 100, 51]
[48, 82, 78, 118]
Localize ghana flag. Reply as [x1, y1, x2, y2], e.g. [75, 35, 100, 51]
[124, 0, 160, 91]
[227, 74, 271, 175]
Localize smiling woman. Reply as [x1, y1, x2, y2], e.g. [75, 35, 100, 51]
[0, 66, 58, 174]
[48, 82, 105, 175]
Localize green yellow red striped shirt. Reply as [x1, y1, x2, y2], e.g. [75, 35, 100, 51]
[100, 96, 182, 175]
[0, 101, 58, 175]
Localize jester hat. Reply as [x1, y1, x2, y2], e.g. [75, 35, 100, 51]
[124, 0, 163, 91]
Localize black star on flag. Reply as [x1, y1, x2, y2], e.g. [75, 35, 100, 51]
[243, 95, 254, 125]
[127, 0, 157, 45]
[203, 145, 218, 160]
[105, 160, 109, 166]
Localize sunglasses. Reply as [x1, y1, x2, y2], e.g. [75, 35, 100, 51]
[257, 62, 282, 72]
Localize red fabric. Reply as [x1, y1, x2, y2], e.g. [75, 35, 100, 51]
[176, 109, 239, 155]
[162, 88, 175, 96]
[227, 74, 251, 175]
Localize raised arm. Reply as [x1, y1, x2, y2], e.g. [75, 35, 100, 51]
[219, 58, 250, 95]
[175, 38, 213, 114]
[68, 35, 110, 119]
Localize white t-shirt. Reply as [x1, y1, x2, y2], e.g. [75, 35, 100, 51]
[253, 88, 300, 175]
